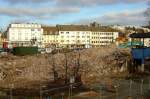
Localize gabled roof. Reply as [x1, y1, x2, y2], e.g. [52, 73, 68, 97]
[91, 26, 119, 32]
[56, 25, 91, 31]
[56, 25, 119, 32]
[42, 26, 59, 35]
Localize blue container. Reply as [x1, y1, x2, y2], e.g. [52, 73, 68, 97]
[132, 47, 150, 59]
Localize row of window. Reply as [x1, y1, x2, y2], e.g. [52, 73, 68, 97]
[92, 37, 113, 39]
[44, 40, 58, 43]
[60, 40, 90, 42]
[61, 36, 90, 38]
[11, 32, 41, 36]
[92, 41, 113, 43]
[92, 32, 113, 35]
[11, 24, 41, 28]
[60, 32, 90, 34]
[60, 32, 114, 35]
[10, 28, 41, 32]
[11, 37, 42, 40]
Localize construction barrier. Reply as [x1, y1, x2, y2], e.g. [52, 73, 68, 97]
[13, 46, 38, 56]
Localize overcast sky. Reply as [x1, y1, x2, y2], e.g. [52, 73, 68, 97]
[0, 0, 149, 28]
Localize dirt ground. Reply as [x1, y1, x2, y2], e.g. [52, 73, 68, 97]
[0, 45, 130, 90]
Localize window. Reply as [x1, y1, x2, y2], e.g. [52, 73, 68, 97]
[18, 33, 21, 36]
[25, 37, 28, 40]
[31, 29, 34, 31]
[11, 37, 15, 40]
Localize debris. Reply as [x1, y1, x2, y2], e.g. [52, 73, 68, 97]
[0, 45, 130, 91]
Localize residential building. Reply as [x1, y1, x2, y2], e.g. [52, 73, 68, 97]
[42, 26, 59, 48]
[6, 23, 119, 49]
[57, 25, 91, 48]
[7, 23, 43, 48]
[41, 25, 119, 49]
[91, 27, 119, 47]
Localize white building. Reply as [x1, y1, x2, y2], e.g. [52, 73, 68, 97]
[57, 25, 91, 48]
[7, 23, 119, 49]
[91, 27, 119, 47]
[7, 23, 43, 47]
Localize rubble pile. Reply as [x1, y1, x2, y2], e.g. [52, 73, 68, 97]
[0, 45, 130, 89]
[79, 46, 130, 84]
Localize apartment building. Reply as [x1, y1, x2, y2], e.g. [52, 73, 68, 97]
[57, 25, 91, 48]
[7, 23, 43, 47]
[6, 23, 119, 49]
[91, 27, 119, 47]
[42, 26, 59, 48]
[42, 25, 119, 48]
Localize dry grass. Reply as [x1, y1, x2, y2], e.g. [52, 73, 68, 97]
[0, 45, 130, 89]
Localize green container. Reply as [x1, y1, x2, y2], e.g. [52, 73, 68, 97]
[13, 47, 38, 56]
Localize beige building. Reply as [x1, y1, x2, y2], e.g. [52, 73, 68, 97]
[57, 25, 91, 48]
[42, 26, 59, 48]
[42, 25, 119, 49]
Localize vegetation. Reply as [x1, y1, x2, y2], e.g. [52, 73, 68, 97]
[0, 45, 130, 95]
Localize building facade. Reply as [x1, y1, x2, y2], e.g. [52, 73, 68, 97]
[41, 25, 119, 49]
[57, 25, 91, 49]
[42, 26, 59, 48]
[91, 27, 119, 47]
[6, 23, 119, 49]
[7, 23, 43, 48]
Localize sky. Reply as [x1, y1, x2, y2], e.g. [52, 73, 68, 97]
[0, 0, 150, 28]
